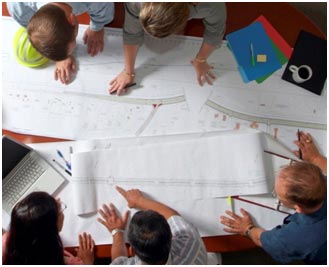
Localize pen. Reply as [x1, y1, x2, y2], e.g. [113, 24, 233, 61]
[250, 43, 255, 67]
[56, 149, 71, 170]
[123, 82, 137, 89]
[52, 159, 72, 176]
[297, 129, 302, 159]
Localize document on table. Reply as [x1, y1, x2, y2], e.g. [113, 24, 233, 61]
[1, 130, 292, 246]
[71, 130, 273, 215]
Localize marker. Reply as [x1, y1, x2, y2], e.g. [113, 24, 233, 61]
[53, 159, 72, 176]
[227, 196, 234, 213]
[56, 149, 71, 170]
[297, 129, 302, 159]
[250, 43, 255, 67]
[123, 82, 137, 89]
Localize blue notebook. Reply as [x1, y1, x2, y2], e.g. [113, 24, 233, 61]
[226, 21, 282, 82]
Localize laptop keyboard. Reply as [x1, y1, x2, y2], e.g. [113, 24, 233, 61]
[3, 158, 46, 208]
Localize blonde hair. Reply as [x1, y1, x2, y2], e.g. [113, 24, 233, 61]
[278, 162, 326, 209]
[140, 3, 190, 38]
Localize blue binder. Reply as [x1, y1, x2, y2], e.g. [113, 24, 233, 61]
[226, 21, 282, 82]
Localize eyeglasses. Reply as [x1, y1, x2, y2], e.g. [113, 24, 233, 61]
[59, 201, 67, 213]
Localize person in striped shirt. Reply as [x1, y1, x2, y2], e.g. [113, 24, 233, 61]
[98, 186, 207, 265]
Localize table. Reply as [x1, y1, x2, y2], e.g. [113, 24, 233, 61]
[2, 2, 325, 258]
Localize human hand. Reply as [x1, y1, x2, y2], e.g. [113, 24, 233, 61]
[76, 232, 95, 265]
[54, 55, 77, 84]
[219, 208, 254, 235]
[98, 203, 129, 232]
[294, 131, 322, 164]
[294, 131, 322, 163]
[116, 186, 144, 209]
[190, 59, 216, 86]
[109, 70, 135, 95]
[83, 27, 104, 56]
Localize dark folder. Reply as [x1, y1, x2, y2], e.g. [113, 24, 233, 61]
[282, 30, 327, 95]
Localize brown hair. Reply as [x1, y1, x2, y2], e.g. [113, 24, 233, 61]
[140, 3, 190, 38]
[27, 5, 75, 61]
[278, 162, 326, 209]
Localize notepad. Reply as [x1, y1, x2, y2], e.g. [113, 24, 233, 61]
[226, 21, 282, 83]
[282, 30, 327, 95]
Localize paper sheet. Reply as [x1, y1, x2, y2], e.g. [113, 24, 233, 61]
[70, 130, 274, 215]
[2, 131, 293, 246]
[3, 16, 326, 152]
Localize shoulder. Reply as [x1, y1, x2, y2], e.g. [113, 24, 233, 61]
[111, 256, 140, 265]
[124, 3, 142, 18]
[260, 213, 327, 263]
[190, 3, 226, 17]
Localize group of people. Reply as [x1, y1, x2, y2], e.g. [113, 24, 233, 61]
[7, 2, 226, 90]
[4, 2, 327, 265]
[3, 131, 326, 265]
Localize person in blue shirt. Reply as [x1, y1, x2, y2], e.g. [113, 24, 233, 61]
[7, 2, 114, 84]
[220, 132, 327, 264]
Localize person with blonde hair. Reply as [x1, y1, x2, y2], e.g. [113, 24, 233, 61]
[219, 133, 327, 264]
[7, 2, 114, 84]
[109, 3, 226, 95]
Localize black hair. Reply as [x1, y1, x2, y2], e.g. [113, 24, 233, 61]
[3, 192, 65, 264]
[128, 210, 172, 264]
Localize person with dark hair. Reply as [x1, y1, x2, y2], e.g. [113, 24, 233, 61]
[98, 186, 207, 264]
[219, 133, 327, 265]
[2, 191, 95, 265]
[109, 3, 227, 95]
[7, 2, 114, 84]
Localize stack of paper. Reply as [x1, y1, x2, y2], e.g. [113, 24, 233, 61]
[226, 16, 292, 83]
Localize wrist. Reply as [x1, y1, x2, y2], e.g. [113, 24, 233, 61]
[194, 56, 207, 63]
[123, 69, 135, 78]
[245, 224, 255, 238]
[111, 228, 125, 237]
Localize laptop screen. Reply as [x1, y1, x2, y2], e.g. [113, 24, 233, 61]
[2, 136, 31, 179]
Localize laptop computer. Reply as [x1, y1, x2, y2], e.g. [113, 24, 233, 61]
[2, 135, 67, 214]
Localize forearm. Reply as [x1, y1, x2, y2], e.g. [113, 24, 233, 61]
[136, 198, 179, 220]
[111, 233, 127, 260]
[123, 44, 139, 74]
[311, 155, 327, 175]
[195, 42, 216, 60]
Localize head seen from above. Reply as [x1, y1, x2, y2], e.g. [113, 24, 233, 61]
[3, 191, 65, 264]
[140, 3, 190, 38]
[27, 4, 78, 61]
[275, 162, 326, 213]
[128, 210, 172, 264]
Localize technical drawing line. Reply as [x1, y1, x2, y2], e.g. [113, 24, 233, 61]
[206, 100, 326, 130]
[135, 104, 161, 136]
[64, 91, 185, 105]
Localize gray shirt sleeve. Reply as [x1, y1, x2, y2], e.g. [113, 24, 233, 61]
[123, 3, 144, 45]
[191, 3, 227, 47]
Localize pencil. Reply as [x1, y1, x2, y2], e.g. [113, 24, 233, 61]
[297, 129, 303, 159]
[53, 159, 72, 176]
[250, 43, 255, 67]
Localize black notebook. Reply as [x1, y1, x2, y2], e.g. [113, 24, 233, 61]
[282, 30, 326, 95]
